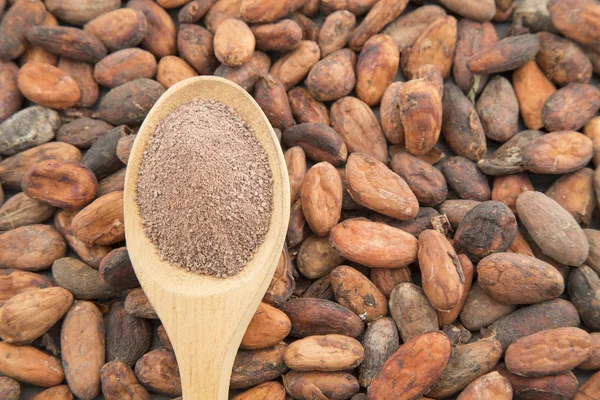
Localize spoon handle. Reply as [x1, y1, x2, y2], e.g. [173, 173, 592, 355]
[157, 277, 273, 399]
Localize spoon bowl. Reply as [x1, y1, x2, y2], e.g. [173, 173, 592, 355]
[124, 76, 290, 399]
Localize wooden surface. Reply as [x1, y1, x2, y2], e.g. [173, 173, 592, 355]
[123, 76, 290, 399]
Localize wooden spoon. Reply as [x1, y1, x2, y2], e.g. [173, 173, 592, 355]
[124, 76, 290, 399]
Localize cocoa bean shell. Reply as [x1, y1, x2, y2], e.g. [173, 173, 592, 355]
[254, 74, 295, 131]
[442, 156, 490, 201]
[542, 83, 600, 132]
[25, 26, 107, 63]
[288, 87, 329, 126]
[284, 334, 364, 372]
[214, 50, 269, 92]
[297, 234, 344, 279]
[478, 252, 564, 304]
[54, 210, 111, 268]
[126, 0, 177, 57]
[585, 229, 600, 275]
[0, 106, 60, 156]
[535, 31, 593, 86]
[428, 338, 503, 398]
[156, 55, 197, 89]
[124, 288, 158, 319]
[439, 0, 496, 21]
[318, 10, 356, 57]
[346, 153, 419, 220]
[453, 19, 497, 95]
[0, 224, 66, 271]
[441, 84, 486, 161]
[22, 160, 97, 210]
[94, 49, 157, 89]
[0, 269, 55, 306]
[84, 8, 148, 53]
[348, 0, 409, 51]
[100, 360, 150, 400]
[517, 190, 589, 266]
[286, 200, 308, 248]
[505, 327, 591, 377]
[263, 247, 295, 307]
[495, 363, 578, 400]
[330, 96, 388, 163]
[203, 0, 242, 33]
[0, 142, 81, 188]
[0, 0, 46, 60]
[379, 82, 404, 145]
[18, 62, 81, 109]
[401, 15, 458, 79]
[382, 5, 447, 52]
[0, 377, 19, 400]
[389, 282, 439, 342]
[456, 371, 513, 400]
[476, 76, 519, 143]
[512, 60, 557, 130]
[491, 173, 534, 215]
[454, 201, 517, 262]
[367, 331, 451, 399]
[355, 34, 398, 106]
[391, 153, 447, 206]
[568, 265, 600, 331]
[99, 247, 139, 291]
[307, 49, 356, 102]
[283, 370, 360, 400]
[301, 162, 342, 236]
[330, 265, 388, 322]
[330, 218, 418, 268]
[281, 297, 364, 338]
[97, 79, 165, 126]
[546, 168, 596, 227]
[61, 301, 105, 400]
[477, 129, 542, 176]
[56, 118, 113, 149]
[0, 342, 64, 387]
[0, 286, 73, 344]
[231, 342, 288, 389]
[52, 257, 120, 300]
[252, 19, 302, 52]
[0, 192, 55, 231]
[399, 79, 442, 156]
[177, 24, 218, 76]
[359, 317, 399, 388]
[548, 0, 600, 53]
[468, 33, 540, 74]
[240, 0, 307, 23]
[135, 349, 181, 396]
[179, 0, 218, 24]
[28, 385, 74, 399]
[482, 298, 581, 351]
[0, 61, 23, 123]
[270, 40, 320, 91]
[104, 301, 151, 367]
[241, 302, 291, 350]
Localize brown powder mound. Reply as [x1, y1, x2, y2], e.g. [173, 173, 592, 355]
[136, 99, 273, 278]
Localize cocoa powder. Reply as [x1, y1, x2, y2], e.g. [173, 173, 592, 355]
[136, 99, 273, 278]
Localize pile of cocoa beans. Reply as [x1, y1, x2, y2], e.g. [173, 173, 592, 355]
[1, 0, 600, 399]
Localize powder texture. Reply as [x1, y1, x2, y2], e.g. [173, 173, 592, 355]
[136, 99, 273, 278]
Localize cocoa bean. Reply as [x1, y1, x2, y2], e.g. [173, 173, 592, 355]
[97, 79, 165, 126]
[0, 224, 66, 271]
[359, 317, 399, 388]
[330, 265, 388, 322]
[100, 360, 150, 400]
[135, 349, 181, 396]
[319, 10, 356, 57]
[441, 84, 486, 161]
[568, 265, 600, 331]
[125, 288, 158, 319]
[283, 124, 347, 167]
[105, 300, 151, 367]
[382, 5, 447, 52]
[0, 192, 55, 231]
[61, 301, 105, 400]
[0, 106, 60, 156]
[542, 83, 600, 132]
[53, 257, 119, 300]
[231, 343, 288, 389]
[94, 49, 157, 89]
[84, 8, 148, 52]
[389, 282, 439, 342]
